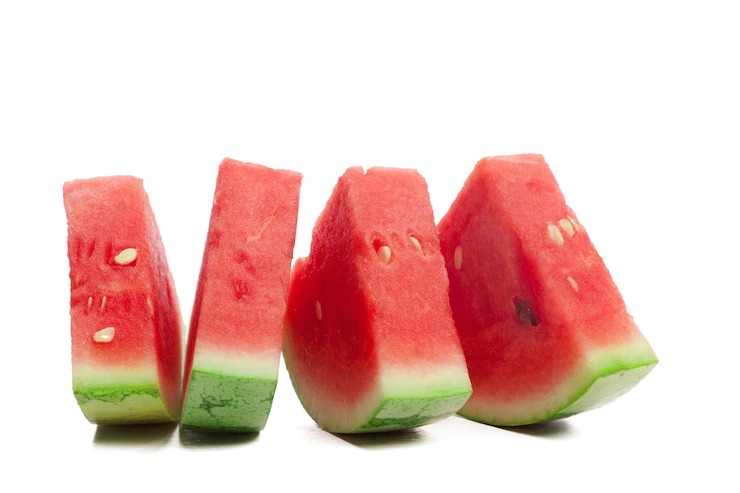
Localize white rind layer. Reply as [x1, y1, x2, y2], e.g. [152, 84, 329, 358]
[72, 363, 158, 388]
[459, 335, 658, 426]
[380, 364, 472, 398]
[190, 348, 280, 379]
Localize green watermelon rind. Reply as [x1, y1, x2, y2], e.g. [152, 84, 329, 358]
[352, 366, 472, 432]
[180, 369, 277, 432]
[73, 384, 175, 425]
[551, 361, 657, 420]
[357, 391, 472, 433]
[458, 338, 658, 426]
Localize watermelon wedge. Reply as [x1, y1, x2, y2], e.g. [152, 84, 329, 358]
[181, 159, 301, 432]
[63, 176, 183, 424]
[437, 154, 658, 426]
[283, 167, 472, 434]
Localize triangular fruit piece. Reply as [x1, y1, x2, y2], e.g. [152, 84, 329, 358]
[283, 167, 472, 433]
[181, 159, 302, 432]
[437, 154, 658, 426]
[64, 176, 183, 424]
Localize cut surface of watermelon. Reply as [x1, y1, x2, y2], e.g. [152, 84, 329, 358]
[181, 159, 301, 432]
[64, 176, 183, 424]
[437, 155, 658, 426]
[283, 167, 472, 434]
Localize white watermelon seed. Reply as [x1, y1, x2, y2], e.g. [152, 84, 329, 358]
[547, 223, 564, 245]
[114, 248, 138, 265]
[409, 235, 422, 253]
[93, 327, 115, 343]
[569, 216, 580, 232]
[377, 245, 392, 264]
[454, 245, 462, 270]
[147, 296, 154, 316]
[315, 301, 323, 321]
[100, 295, 107, 312]
[559, 218, 575, 237]
[567, 276, 579, 292]
[87, 296, 93, 309]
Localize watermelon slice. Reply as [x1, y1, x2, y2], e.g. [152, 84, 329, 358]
[283, 167, 472, 434]
[63, 176, 183, 424]
[437, 154, 658, 426]
[180, 159, 301, 432]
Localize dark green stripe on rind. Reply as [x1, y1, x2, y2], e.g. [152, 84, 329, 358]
[180, 370, 277, 432]
[75, 384, 160, 404]
[73, 384, 174, 425]
[357, 390, 471, 433]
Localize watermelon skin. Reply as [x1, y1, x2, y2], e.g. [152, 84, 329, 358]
[437, 155, 658, 426]
[283, 167, 472, 434]
[64, 177, 183, 424]
[180, 159, 301, 432]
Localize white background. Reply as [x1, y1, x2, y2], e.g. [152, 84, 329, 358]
[1, 1, 738, 491]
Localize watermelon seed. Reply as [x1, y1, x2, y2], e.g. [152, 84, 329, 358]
[514, 299, 538, 326]
[409, 235, 423, 253]
[547, 223, 564, 245]
[87, 296, 93, 309]
[147, 296, 154, 316]
[454, 245, 462, 270]
[377, 245, 392, 264]
[315, 301, 323, 321]
[567, 276, 579, 292]
[559, 218, 575, 237]
[568, 216, 580, 232]
[93, 327, 115, 343]
[100, 295, 107, 312]
[114, 248, 138, 265]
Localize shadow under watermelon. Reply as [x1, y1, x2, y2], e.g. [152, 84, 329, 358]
[93, 422, 177, 446]
[178, 427, 260, 448]
[497, 419, 576, 439]
[333, 428, 427, 449]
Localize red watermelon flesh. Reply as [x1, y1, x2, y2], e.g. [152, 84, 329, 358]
[64, 176, 183, 424]
[181, 159, 301, 432]
[283, 167, 472, 434]
[437, 155, 658, 425]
